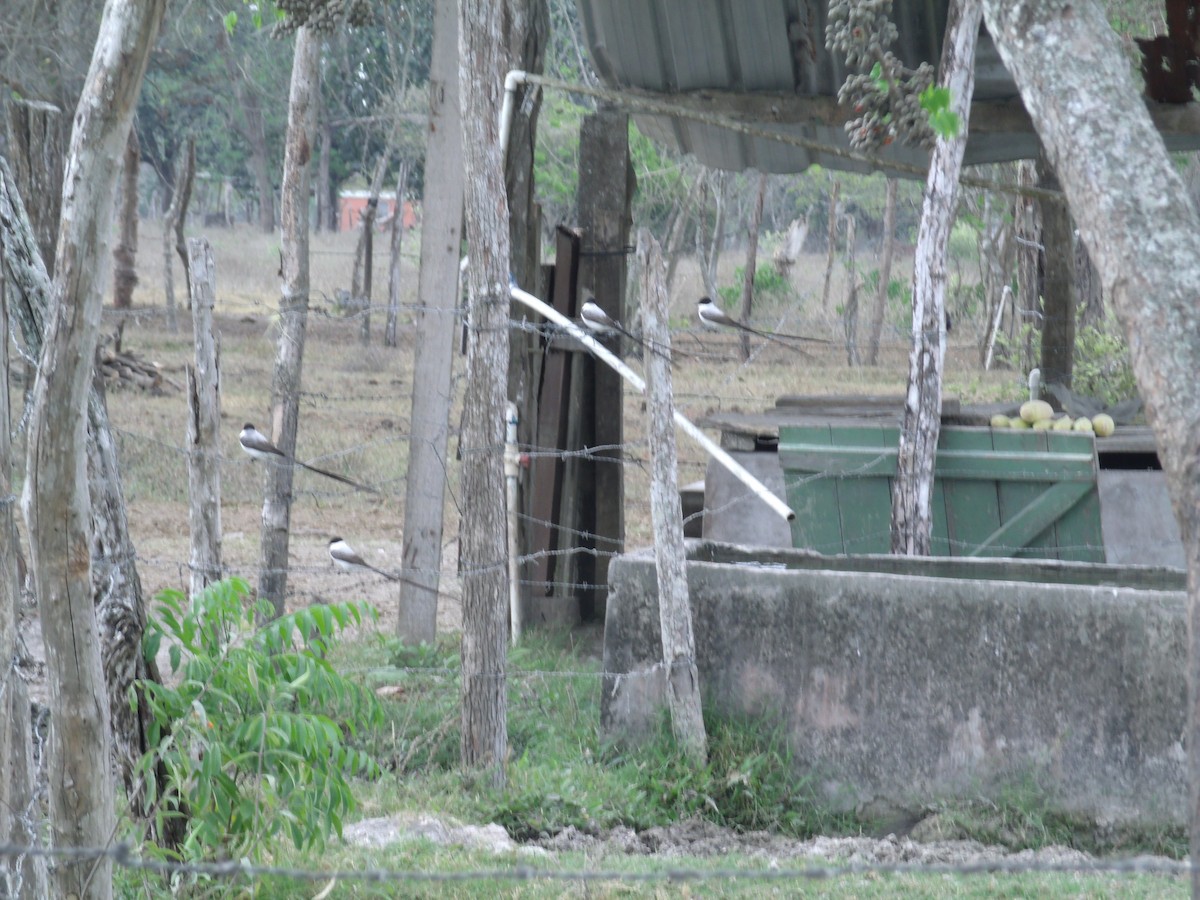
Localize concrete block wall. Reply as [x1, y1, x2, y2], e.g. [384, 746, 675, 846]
[603, 544, 1188, 827]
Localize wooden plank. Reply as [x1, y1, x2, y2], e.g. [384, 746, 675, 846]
[988, 428, 1058, 558]
[527, 228, 581, 599]
[939, 429, 1002, 558]
[578, 109, 631, 621]
[1047, 430, 1105, 563]
[835, 425, 893, 554]
[782, 425, 846, 553]
[969, 481, 1094, 558]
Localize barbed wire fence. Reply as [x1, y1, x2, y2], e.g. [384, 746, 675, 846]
[2, 234, 1135, 893]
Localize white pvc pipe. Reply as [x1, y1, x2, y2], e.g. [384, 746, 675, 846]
[499, 70, 527, 157]
[505, 401, 522, 644]
[509, 285, 795, 523]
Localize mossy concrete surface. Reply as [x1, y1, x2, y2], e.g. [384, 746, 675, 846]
[602, 542, 1187, 828]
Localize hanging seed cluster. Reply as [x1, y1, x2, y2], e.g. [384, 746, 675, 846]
[273, 0, 371, 35]
[826, 0, 935, 152]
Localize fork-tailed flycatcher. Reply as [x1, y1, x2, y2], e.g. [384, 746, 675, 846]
[580, 298, 671, 360]
[695, 298, 826, 353]
[328, 537, 398, 581]
[239, 423, 375, 492]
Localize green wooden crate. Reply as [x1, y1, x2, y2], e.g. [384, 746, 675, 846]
[778, 424, 1104, 562]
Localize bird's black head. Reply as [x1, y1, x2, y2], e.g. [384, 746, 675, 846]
[242, 422, 255, 430]
[329, 536, 343, 545]
[698, 297, 712, 306]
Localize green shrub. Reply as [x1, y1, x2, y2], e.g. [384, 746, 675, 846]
[1073, 319, 1137, 407]
[135, 578, 384, 866]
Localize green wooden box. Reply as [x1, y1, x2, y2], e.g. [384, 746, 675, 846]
[778, 424, 1105, 562]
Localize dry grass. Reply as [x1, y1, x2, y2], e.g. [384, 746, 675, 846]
[46, 219, 1013, 631]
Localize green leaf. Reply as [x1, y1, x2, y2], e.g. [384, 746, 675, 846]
[222, 10, 237, 33]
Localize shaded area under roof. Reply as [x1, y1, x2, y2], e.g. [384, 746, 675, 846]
[576, 0, 1200, 176]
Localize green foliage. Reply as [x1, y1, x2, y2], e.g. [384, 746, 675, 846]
[716, 264, 791, 309]
[135, 578, 384, 866]
[919, 85, 960, 139]
[1073, 319, 1138, 406]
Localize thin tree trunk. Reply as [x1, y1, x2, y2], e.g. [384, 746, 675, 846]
[1075, 233, 1103, 328]
[867, 177, 898, 365]
[399, 0, 464, 643]
[21, 2, 164, 896]
[161, 139, 194, 333]
[186, 238, 222, 598]
[217, 23, 274, 232]
[890, 0, 980, 556]
[1038, 153, 1075, 392]
[664, 168, 706, 296]
[1014, 159, 1040, 371]
[843, 215, 860, 366]
[0, 227, 47, 900]
[351, 146, 393, 345]
[978, 5, 1200, 890]
[112, 128, 139, 309]
[737, 172, 767, 361]
[638, 227, 706, 764]
[458, 0, 510, 784]
[820, 179, 841, 314]
[316, 122, 330, 233]
[173, 140, 195, 308]
[258, 28, 319, 619]
[384, 160, 410, 348]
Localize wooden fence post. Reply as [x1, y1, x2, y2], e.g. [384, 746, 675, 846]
[186, 238, 222, 598]
[638, 228, 707, 764]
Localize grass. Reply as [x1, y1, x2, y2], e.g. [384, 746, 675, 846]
[110, 627, 1187, 897]
[16, 219, 1167, 895]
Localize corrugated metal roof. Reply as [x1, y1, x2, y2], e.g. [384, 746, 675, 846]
[574, 0, 1198, 175]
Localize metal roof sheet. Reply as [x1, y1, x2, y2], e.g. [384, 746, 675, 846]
[575, 0, 1200, 175]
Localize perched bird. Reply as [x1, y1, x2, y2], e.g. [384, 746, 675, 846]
[239, 423, 375, 492]
[580, 297, 669, 360]
[695, 298, 826, 353]
[328, 537, 398, 581]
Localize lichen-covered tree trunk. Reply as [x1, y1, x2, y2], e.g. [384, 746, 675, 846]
[1037, 154, 1076, 392]
[384, 160, 410, 348]
[21, 1, 165, 896]
[639, 228, 706, 764]
[978, 1, 1200, 889]
[258, 27, 319, 619]
[889, 0, 980, 556]
[458, 0, 510, 784]
[0, 231, 47, 900]
[737, 172, 767, 361]
[186, 238, 222, 598]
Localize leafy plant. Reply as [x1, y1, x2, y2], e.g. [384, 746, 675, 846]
[716, 263, 792, 309]
[1073, 319, 1138, 407]
[134, 578, 384, 866]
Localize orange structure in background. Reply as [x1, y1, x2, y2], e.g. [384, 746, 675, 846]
[337, 190, 419, 232]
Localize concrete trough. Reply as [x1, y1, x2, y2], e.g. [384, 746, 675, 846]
[602, 542, 1188, 827]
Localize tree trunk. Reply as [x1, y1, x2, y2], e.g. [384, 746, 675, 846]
[1014, 159, 1040, 371]
[843, 216, 860, 366]
[1075, 232, 1103, 329]
[819, 179, 841, 314]
[979, 3, 1200, 891]
[696, 172, 726, 301]
[399, 0, 464, 644]
[1038, 153, 1075, 392]
[638, 228, 706, 764]
[258, 28, 319, 619]
[867, 177, 898, 366]
[2, 153, 180, 855]
[664, 168, 706, 297]
[0, 224, 47, 900]
[21, 2, 164, 896]
[316, 122, 330, 233]
[458, 0, 510, 784]
[890, 0, 980, 557]
[737, 172, 767, 361]
[186, 238, 222, 598]
[384, 160, 410, 348]
[112, 127, 139, 309]
[173, 139, 195, 307]
[161, 138, 194, 333]
[217, 23, 274, 232]
[351, 146, 392, 346]
[5, 100, 65, 269]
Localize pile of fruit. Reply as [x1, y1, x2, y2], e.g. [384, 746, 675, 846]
[990, 400, 1115, 437]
